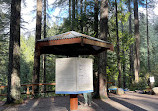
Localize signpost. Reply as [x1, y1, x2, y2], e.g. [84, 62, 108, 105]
[150, 76, 155, 83]
[150, 76, 155, 88]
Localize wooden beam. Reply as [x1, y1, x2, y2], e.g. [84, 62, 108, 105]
[37, 38, 82, 49]
[83, 38, 114, 51]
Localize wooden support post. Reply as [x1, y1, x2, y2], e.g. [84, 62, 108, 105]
[70, 94, 78, 111]
[32, 85, 34, 96]
[26, 86, 30, 98]
[0, 88, 1, 96]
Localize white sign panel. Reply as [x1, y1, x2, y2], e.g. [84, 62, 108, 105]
[150, 76, 155, 83]
[55, 58, 93, 94]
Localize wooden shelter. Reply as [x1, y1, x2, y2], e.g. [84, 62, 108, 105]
[36, 31, 113, 56]
[34, 31, 113, 110]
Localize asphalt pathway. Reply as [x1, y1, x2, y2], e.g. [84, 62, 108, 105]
[0, 92, 158, 111]
[109, 92, 158, 111]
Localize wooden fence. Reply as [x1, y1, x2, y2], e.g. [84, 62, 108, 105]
[0, 83, 56, 97]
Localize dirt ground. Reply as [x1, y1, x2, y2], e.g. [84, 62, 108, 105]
[0, 92, 158, 111]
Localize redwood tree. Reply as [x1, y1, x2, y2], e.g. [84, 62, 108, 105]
[134, 0, 140, 83]
[128, 0, 134, 86]
[115, 0, 122, 88]
[80, 0, 83, 33]
[72, 0, 75, 30]
[98, 0, 108, 99]
[93, 0, 99, 98]
[33, 0, 42, 95]
[43, 0, 47, 92]
[6, 0, 21, 104]
[146, 0, 150, 72]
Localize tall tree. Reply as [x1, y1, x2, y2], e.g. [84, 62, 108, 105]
[80, 0, 83, 33]
[120, 0, 126, 89]
[69, 0, 72, 29]
[115, 0, 122, 88]
[76, 0, 79, 30]
[43, 0, 47, 92]
[121, 13, 126, 89]
[128, 0, 134, 86]
[6, 0, 21, 104]
[134, 0, 140, 83]
[94, 0, 98, 38]
[93, 0, 99, 97]
[33, 0, 42, 95]
[69, 0, 71, 21]
[99, 0, 108, 99]
[84, 0, 88, 34]
[146, 0, 150, 72]
[72, 0, 75, 30]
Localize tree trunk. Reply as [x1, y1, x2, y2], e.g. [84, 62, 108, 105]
[84, 0, 87, 14]
[33, 0, 42, 96]
[76, 0, 79, 30]
[146, 0, 150, 72]
[80, 0, 83, 33]
[121, 0, 126, 89]
[134, 0, 140, 83]
[43, 0, 46, 92]
[98, 0, 108, 99]
[84, 0, 88, 34]
[115, 0, 122, 88]
[69, 0, 71, 21]
[94, 0, 98, 38]
[128, 0, 134, 87]
[93, 0, 99, 98]
[69, 0, 72, 30]
[121, 23, 126, 89]
[6, 0, 21, 104]
[72, 0, 75, 30]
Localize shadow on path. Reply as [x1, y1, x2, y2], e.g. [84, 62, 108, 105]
[127, 93, 158, 100]
[109, 97, 147, 111]
[54, 96, 70, 111]
[1, 95, 151, 111]
[92, 99, 119, 111]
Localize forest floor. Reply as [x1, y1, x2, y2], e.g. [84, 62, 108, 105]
[0, 92, 158, 111]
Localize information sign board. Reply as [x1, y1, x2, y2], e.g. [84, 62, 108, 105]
[55, 58, 93, 94]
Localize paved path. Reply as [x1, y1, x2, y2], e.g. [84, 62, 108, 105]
[0, 92, 158, 111]
[109, 92, 158, 111]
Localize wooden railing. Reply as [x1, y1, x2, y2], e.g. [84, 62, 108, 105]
[0, 83, 56, 97]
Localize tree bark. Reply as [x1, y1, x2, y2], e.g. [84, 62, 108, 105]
[93, 0, 99, 98]
[69, 0, 72, 30]
[76, 0, 79, 30]
[33, 0, 42, 96]
[7, 0, 21, 104]
[94, 0, 98, 38]
[115, 0, 122, 88]
[146, 0, 150, 72]
[80, 0, 83, 33]
[98, 0, 108, 99]
[121, 0, 126, 89]
[121, 23, 126, 89]
[72, 0, 75, 30]
[69, 0, 71, 21]
[84, 0, 87, 14]
[128, 0, 134, 87]
[134, 0, 140, 83]
[84, 0, 88, 34]
[43, 0, 46, 92]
